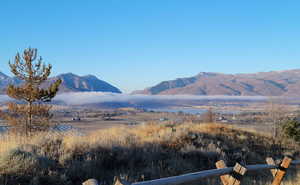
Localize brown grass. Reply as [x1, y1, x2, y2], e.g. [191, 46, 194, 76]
[0, 122, 299, 185]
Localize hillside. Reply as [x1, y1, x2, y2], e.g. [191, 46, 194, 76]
[0, 72, 121, 94]
[134, 69, 300, 96]
[0, 123, 299, 185]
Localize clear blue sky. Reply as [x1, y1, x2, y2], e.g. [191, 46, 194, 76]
[0, 0, 300, 93]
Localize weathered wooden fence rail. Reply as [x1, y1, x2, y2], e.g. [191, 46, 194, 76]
[83, 157, 300, 185]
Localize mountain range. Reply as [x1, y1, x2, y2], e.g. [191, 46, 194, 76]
[3, 69, 300, 96]
[134, 69, 300, 96]
[0, 72, 121, 94]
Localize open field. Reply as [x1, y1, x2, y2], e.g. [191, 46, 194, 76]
[51, 108, 190, 133]
[46, 103, 299, 135]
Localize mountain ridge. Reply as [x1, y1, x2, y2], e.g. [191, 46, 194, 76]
[0, 72, 122, 94]
[133, 69, 300, 96]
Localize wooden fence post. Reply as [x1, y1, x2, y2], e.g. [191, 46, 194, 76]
[271, 157, 292, 185]
[216, 160, 230, 185]
[228, 163, 247, 185]
[82, 179, 99, 185]
[216, 161, 247, 185]
[113, 176, 131, 185]
[266, 157, 278, 177]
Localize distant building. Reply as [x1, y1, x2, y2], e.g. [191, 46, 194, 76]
[217, 116, 229, 123]
[159, 117, 169, 121]
[72, 117, 81, 121]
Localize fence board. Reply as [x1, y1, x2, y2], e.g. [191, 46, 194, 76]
[88, 158, 299, 185]
[132, 168, 234, 185]
[272, 157, 292, 185]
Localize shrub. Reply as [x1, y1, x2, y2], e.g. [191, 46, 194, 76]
[0, 148, 55, 175]
[282, 118, 300, 143]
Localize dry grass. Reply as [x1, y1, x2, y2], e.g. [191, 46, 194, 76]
[0, 122, 299, 185]
[283, 172, 300, 185]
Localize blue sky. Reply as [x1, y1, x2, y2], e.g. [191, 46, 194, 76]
[0, 0, 300, 93]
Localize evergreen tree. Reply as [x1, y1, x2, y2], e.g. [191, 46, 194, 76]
[4, 48, 61, 135]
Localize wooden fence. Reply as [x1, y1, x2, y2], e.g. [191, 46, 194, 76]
[83, 157, 300, 185]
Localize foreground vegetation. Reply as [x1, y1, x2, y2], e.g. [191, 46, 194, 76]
[0, 122, 299, 185]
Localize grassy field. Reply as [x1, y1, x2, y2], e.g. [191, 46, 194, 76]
[0, 122, 299, 185]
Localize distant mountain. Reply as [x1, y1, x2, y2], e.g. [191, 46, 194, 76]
[133, 69, 300, 96]
[0, 72, 121, 94]
[0, 72, 22, 93]
[46, 73, 121, 93]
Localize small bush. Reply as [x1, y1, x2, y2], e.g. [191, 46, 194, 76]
[0, 148, 55, 175]
[282, 118, 300, 143]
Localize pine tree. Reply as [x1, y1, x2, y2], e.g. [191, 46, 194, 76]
[4, 48, 61, 135]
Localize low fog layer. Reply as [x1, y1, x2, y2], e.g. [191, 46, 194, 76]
[53, 92, 268, 105]
[0, 92, 287, 106]
[0, 92, 270, 105]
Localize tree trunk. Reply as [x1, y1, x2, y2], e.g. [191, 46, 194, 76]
[28, 101, 32, 135]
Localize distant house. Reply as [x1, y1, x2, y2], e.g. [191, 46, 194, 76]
[217, 116, 229, 123]
[72, 112, 81, 121]
[72, 117, 81, 121]
[159, 118, 169, 121]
